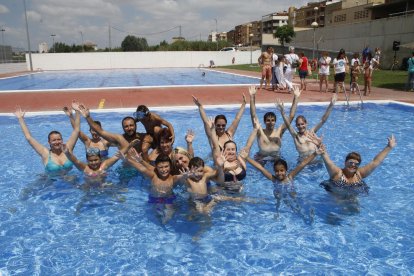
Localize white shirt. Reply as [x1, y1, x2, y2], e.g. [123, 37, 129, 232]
[333, 58, 347, 74]
[318, 56, 331, 75]
[271, 54, 278, 67]
[284, 53, 299, 70]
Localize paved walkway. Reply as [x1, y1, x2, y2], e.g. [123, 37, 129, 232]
[0, 69, 413, 113]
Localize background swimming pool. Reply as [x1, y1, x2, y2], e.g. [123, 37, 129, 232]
[0, 102, 413, 274]
[0, 68, 258, 92]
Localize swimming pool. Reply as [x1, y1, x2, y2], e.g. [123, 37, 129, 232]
[0, 68, 259, 92]
[0, 102, 413, 274]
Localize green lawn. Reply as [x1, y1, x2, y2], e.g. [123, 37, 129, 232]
[219, 64, 408, 91]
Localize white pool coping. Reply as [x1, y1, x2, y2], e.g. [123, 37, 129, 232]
[1, 100, 413, 117]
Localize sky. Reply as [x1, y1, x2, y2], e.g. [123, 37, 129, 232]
[0, 0, 309, 50]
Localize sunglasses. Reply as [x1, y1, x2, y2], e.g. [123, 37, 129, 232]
[347, 161, 360, 167]
[215, 124, 226, 128]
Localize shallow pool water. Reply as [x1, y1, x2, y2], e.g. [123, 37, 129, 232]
[0, 102, 413, 274]
[0, 68, 258, 92]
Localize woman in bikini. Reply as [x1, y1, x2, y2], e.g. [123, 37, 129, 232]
[15, 102, 80, 176]
[192, 94, 246, 151]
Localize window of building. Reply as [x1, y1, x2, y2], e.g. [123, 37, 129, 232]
[334, 14, 346, 22]
[354, 10, 369, 20]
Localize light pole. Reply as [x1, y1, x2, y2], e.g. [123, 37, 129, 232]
[23, 0, 33, 71]
[250, 33, 254, 65]
[50, 34, 56, 53]
[311, 7, 319, 61]
[214, 19, 218, 51]
[80, 31, 84, 52]
[0, 28, 5, 63]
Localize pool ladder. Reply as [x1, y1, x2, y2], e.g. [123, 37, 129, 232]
[337, 82, 363, 106]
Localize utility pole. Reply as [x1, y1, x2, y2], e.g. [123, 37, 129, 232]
[80, 31, 84, 52]
[23, 0, 33, 71]
[50, 34, 56, 53]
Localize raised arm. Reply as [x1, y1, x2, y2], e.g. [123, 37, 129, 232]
[227, 94, 246, 136]
[63, 106, 89, 144]
[359, 135, 396, 178]
[244, 155, 273, 181]
[66, 101, 81, 151]
[14, 106, 49, 159]
[318, 144, 342, 179]
[288, 152, 318, 179]
[63, 144, 86, 171]
[78, 104, 128, 149]
[280, 86, 301, 135]
[185, 129, 195, 157]
[126, 148, 155, 179]
[312, 94, 336, 133]
[193, 95, 214, 146]
[153, 113, 175, 144]
[276, 99, 297, 139]
[249, 86, 260, 128]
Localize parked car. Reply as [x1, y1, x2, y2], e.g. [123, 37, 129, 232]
[219, 47, 237, 52]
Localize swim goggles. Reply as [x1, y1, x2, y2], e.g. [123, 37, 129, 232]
[133, 111, 148, 120]
[86, 147, 101, 156]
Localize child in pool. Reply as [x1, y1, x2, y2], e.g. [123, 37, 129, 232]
[185, 156, 255, 214]
[240, 145, 319, 220]
[63, 140, 138, 188]
[126, 149, 195, 224]
[133, 105, 175, 146]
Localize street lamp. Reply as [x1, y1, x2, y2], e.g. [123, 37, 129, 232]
[250, 33, 254, 65]
[80, 31, 84, 52]
[0, 28, 5, 63]
[214, 19, 218, 51]
[311, 7, 319, 61]
[50, 34, 56, 53]
[23, 0, 33, 71]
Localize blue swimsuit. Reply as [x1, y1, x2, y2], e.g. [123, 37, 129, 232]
[45, 152, 73, 173]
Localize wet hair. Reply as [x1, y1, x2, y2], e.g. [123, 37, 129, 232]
[155, 154, 172, 166]
[345, 152, 361, 163]
[273, 159, 288, 171]
[223, 140, 237, 151]
[48, 130, 62, 141]
[158, 128, 172, 143]
[264, 112, 276, 121]
[189, 157, 205, 168]
[86, 147, 101, 159]
[121, 116, 136, 127]
[214, 114, 228, 124]
[295, 115, 307, 124]
[90, 121, 102, 131]
[135, 105, 150, 115]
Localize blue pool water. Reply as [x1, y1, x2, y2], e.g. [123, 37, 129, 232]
[0, 68, 258, 92]
[0, 102, 413, 274]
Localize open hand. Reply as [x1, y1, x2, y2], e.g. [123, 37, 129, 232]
[248, 85, 257, 96]
[14, 106, 25, 118]
[185, 129, 195, 143]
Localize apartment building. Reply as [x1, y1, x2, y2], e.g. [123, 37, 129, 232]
[261, 12, 289, 45]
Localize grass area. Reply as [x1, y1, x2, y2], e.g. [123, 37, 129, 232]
[219, 64, 408, 91]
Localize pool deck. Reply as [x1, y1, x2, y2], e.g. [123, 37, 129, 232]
[0, 68, 413, 113]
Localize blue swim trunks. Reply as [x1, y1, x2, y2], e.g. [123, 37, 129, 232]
[148, 194, 176, 204]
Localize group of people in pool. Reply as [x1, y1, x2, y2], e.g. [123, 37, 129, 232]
[15, 85, 396, 223]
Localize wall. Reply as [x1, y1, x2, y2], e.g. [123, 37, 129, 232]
[291, 13, 414, 68]
[0, 62, 27, 74]
[25, 50, 262, 71]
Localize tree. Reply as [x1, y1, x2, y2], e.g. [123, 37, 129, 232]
[121, 35, 148, 51]
[274, 25, 296, 53]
